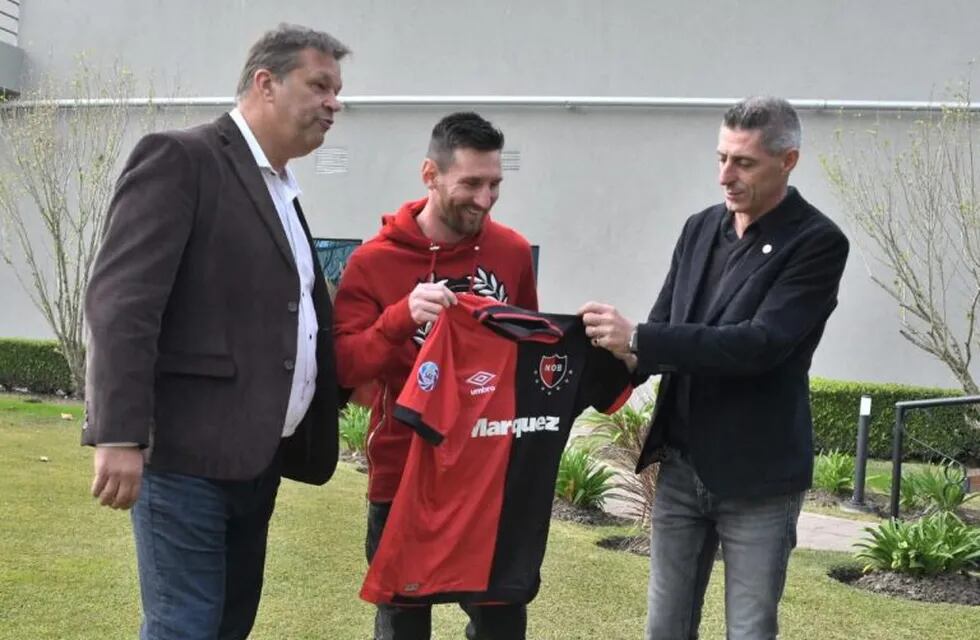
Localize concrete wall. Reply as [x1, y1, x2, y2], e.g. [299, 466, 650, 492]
[3, 0, 980, 389]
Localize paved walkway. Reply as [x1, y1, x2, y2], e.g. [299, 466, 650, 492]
[569, 428, 874, 553]
[602, 488, 870, 552]
[597, 472, 871, 553]
[795, 511, 870, 552]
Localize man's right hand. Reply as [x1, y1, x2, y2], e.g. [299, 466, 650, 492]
[91, 446, 144, 510]
[408, 280, 458, 325]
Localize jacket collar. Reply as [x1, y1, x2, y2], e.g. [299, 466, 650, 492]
[216, 112, 297, 270]
[683, 187, 810, 323]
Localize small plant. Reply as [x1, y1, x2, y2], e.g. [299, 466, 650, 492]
[900, 476, 926, 513]
[864, 473, 925, 512]
[854, 511, 980, 576]
[555, 445, 616, 510]
[577, 393, 657, 527]
[905, 461, 978, 514]
[812, 449, 855, 494]
[338, 404, 370, 455]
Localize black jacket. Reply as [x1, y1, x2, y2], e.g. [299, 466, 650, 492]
[635, 188, 849, 498]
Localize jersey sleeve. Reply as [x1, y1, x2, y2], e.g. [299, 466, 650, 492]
[392, 312, 459, 445]
[575, 336, 633, 417]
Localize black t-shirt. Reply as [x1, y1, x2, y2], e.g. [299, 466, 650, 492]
[666, 213, 758, 452]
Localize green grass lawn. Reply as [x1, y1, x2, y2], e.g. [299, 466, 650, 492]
[1, 393, 978, 639]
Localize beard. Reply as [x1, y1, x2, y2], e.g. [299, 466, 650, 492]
[442, 205, 484, 237]
[435, 189, 487, 238]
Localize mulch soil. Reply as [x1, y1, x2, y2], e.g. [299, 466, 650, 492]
[550, 498, 632, 527]
[829, 564, 980, 606]
[339, 451, 367, 473]
[594, 534, 650, 557]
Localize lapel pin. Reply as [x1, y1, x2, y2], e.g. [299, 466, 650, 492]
[762, 243, 773, 254]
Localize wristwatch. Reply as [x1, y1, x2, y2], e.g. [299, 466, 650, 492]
[628, 325, 640, 354]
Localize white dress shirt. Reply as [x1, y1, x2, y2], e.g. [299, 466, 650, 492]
[230, 108, 318, 438]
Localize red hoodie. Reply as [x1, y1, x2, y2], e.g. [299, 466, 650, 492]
[333, 197, 539, 502]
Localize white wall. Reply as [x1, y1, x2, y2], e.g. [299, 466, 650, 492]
[3, 0, 978, 388]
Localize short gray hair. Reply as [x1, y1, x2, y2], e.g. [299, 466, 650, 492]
[236, 24, 350, 97]
[722, 96, 801, 154]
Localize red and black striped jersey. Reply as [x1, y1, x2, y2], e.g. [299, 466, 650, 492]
[360, 293, 632, 605]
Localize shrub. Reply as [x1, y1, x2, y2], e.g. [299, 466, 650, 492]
[900, 476, 925, 513]
[904, 461, 978, 514]
[855, 512, 980, 576]
[812, 449, 855, 494]
[0, 338, 73, 395]
[866, 473, 928, 513]
[339, 404, 370, 455]
[577, 392, 657, 527]
[555, 445, 616, 510]
[810, 378, 978, 463]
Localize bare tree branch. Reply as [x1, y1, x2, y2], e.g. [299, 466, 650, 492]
[821, 85, 980, 404]
[0, 60, 157, 397]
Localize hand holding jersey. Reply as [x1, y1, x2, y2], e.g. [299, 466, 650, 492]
[579, 300, 639, 372]
[408, 280, 458, 325]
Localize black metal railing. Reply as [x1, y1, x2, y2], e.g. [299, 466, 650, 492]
[889, 395, 980, 518]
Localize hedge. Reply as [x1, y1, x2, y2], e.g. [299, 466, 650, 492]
[0, 338, 73, 395]
[1, 337, 977, 462]
[810, 377, 978, 463]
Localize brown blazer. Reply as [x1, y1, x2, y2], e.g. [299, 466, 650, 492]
[83, 113, 341, 485]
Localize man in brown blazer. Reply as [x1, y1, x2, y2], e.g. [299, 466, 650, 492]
[82, 24, 349, 639]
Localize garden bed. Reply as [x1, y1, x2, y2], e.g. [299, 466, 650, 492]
[806, 487, 980, 525]
[829, 564, 980, 606]
[594, 534, 650, 557]
[338, 450, 367, 473]
[551, 497, 631, 527]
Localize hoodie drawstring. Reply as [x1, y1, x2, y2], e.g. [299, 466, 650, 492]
[470, 245, 480, 293]
[428, 243, 480, 295]
[427, 244, 439, 282]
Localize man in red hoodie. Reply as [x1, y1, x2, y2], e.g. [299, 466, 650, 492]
[334, 112, 538, 640]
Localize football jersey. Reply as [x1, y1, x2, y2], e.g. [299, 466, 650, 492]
[360, 293, 632, 605]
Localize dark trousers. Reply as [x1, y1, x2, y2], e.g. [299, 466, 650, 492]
[131, 456, 282, 640]
[645, 450, 803, 640]
[366, 501, 527, 640]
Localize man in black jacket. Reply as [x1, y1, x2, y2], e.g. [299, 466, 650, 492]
[580, 96, 848, 640]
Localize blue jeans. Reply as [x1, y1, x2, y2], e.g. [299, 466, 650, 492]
[646, 450, 802, 640]
[131, 458, 281, 640]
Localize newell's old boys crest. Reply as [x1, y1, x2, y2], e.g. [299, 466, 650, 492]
[536, 354, 569, 392]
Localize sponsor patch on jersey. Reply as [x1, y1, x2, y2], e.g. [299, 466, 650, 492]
[535, 354, 570, 394]
[417, 361, 439, 392]
[471, 415, 561, 438]
[465, 370, 497, 395]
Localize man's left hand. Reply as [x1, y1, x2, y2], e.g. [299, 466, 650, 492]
[578, 301, 634, 357]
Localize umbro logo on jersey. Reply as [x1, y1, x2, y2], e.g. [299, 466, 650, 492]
[534, 354, 571, 395]
[471, 415, 560, 438]
[466, 371, 497, 396]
